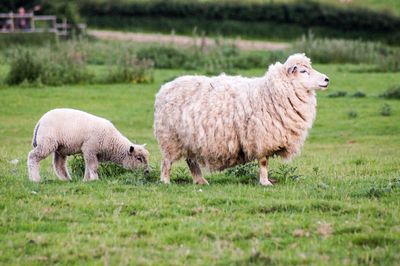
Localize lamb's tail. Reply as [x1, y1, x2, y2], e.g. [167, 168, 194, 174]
[32, 123, 40, 148]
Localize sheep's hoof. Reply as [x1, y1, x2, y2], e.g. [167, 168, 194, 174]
[160, 178, 171, 184]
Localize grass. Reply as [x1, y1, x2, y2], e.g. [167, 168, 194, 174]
[0, 65, 400, 265]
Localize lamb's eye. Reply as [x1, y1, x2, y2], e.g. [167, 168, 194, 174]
[136, 157, 143, 162]
[300, 70, 307, 74]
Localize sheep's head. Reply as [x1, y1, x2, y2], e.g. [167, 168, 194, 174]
[285, 53, 329, 90]
[122, 144, 150, 174]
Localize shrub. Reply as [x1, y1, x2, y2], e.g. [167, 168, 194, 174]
[328, 91, 347, 98]
[380, 104, 392, 116]
[6, 44, 91, 86]
[380, 86, 400, 99]
[352, 91, 366, 98]
[6, 49, 43, 85]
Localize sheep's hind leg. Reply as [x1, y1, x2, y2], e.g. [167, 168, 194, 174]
[186, 158, 209, 185]
[160, 158, 172, 184]
[259, 157, 273, 186]
[83, 152, 99, 182]
[27, 145, 55, 182]
[53, 152, 71, 181]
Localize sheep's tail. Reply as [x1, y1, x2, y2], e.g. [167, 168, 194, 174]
[32, 123, 40, 148]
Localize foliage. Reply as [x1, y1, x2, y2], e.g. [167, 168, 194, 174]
[6, 44, 91, 86]
[380, 86, 400, 99]
[137, 46, 188, 69]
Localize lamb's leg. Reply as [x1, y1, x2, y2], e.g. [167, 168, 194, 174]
[53, 152, 71, 181]
[160, 159, 172, 184]
[186, 158, 209, 185]
[27, 145, 55, 182]
[83, 152, 99, 181]
[259, 157, 273, 186]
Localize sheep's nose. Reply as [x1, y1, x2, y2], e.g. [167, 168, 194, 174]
[324, 77, 330, 83]
[144, 169, 149, 175]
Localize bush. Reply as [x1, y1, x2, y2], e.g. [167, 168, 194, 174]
[380, 104, 392, 116]
[6, 44, 91, 86]
[380, 86, 400, 99]
[0, 33, 57, 49]
[328, 91, 347, 98]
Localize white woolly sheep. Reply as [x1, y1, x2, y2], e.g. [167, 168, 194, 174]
[28, 108, 150, 182]
[154, 53, 329, 186]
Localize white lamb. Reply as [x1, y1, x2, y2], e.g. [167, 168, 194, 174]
[28, 108, 150, 182]
[154, 53, 329, 185]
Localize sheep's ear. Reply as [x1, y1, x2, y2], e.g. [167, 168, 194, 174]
[129, 146, 134, 154]
[287, 65, 297, 74]
[142, 143, 147, 147]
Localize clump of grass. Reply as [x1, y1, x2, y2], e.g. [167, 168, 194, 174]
[348, 110, 358, 118]
[269, 164, 301, 182]
[380, 86, 400, 99]
[352, 91, 366, 98]
[225, 161, 259, 179]
[328, 91, 347, 98]
[380, 103, 392, 116]
[69, 154, 129, 179]
[367, 178, 400, 198]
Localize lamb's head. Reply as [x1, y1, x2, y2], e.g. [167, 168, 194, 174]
[122, 144, 150, 174]
[284, 53, 329, 90]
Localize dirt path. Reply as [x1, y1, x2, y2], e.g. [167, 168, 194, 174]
[88, 29, 289, 51]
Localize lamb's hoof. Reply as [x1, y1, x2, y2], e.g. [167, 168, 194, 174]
[260, 178, 273, 186]
[193, 178, 209, 185]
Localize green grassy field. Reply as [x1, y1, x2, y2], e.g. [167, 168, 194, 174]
[0, 65, 400, 265]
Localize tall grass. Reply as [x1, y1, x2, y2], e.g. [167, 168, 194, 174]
[292, 33, 400, 72]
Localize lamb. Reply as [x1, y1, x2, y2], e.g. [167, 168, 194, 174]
[28, 108, 150, 182]
[154, 53, 329, 186]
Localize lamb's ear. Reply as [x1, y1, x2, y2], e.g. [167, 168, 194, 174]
[287, 65, 298, 74]
[142, 143, 147, 147]
[129, 146, 134, 155]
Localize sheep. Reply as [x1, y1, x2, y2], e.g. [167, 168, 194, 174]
[154, 53, 329, 186]
[28, 108, 150, 182]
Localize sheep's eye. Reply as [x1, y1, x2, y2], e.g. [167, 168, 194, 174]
[300, 70, 307, 74]
[136, 157, 143, 162]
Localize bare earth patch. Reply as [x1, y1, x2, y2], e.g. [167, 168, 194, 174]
[89, 29, 289, 51]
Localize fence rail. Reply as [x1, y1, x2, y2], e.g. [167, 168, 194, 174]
[0, 12, 84, 36]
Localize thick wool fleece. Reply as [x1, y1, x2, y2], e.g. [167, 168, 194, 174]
[154, 54, 317, 171]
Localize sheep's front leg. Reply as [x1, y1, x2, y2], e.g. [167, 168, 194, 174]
[160, 159, 172, 184]
[83, 152, 99, 181]
[186, 158, 209, 185]
[259, 157, 273, 186]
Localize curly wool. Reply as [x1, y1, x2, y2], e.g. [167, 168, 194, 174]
[154, 54, 317, 171]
